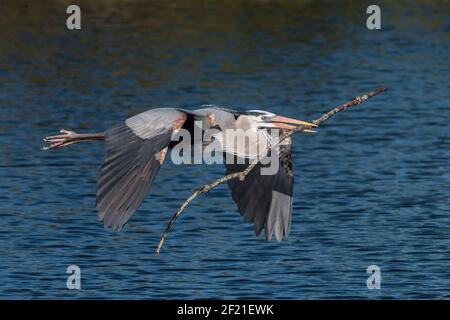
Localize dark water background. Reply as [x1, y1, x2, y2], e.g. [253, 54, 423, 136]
[0, 0, 449, 299]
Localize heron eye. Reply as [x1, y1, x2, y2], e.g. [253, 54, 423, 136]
[261, 116, 269, 121]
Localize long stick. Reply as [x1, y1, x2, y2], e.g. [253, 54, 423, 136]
[156, 87, 387, 253]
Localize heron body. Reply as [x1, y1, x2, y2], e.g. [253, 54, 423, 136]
[43, 106, 317, 241]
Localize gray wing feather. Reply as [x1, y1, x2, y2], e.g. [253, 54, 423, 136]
[225, 141, 294, 241]
[193, 106, 237, 130]
[97, 108, 186, 231]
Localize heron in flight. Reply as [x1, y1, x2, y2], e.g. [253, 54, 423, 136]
[43, 106, 317, 241]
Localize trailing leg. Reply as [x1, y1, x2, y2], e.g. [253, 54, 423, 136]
[42, 129, 105, 150]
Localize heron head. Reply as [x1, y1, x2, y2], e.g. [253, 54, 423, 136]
[245, 110, 317, 130]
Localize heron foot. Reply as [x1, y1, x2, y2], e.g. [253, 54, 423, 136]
[42, 129, 80, 150]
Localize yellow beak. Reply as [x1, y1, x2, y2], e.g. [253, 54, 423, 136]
[271, 115, 317, 130]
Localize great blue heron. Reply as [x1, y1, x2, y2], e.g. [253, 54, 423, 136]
[43, 106, 317, 241]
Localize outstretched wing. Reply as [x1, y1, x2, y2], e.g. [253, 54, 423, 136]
[96, 108, 187, 231]
[225, 138, 294, 241]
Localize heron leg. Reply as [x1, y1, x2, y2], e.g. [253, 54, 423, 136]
[42, 129, 105, 150]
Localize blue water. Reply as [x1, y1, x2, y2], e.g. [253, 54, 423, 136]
[0, 1, 449, 299]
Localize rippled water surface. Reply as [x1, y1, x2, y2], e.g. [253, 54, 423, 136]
[0, 0, 449, 299]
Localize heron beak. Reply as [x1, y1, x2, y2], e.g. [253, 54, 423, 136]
[271, 115, 317, 130]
